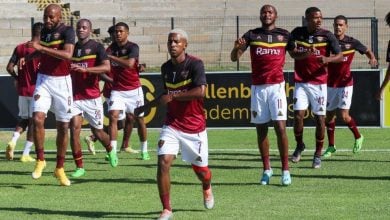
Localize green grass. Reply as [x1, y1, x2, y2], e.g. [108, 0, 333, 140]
[0, 128, 389, 219]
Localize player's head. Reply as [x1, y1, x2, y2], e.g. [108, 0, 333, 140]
[305, 7, 322, 31]
[333, 15, 348, 37]
[385, 11, 390, 27]
[43, 4, 62, 30]
[167, 28, 188, 59]
[76, 18, 92, 41]
[32, 22, 43, 38]
[114, 22, 129, 44]
[259, 4, 277, 28]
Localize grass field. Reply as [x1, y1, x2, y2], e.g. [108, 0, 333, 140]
[0, 127, 389, 220]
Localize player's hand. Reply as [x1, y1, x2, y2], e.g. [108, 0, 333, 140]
[70, 64, 88, 73]
[317, 55, 328, 64]
[18, 57, 26, 70]
[138, 63, 146, 72]
[159, 94, 173, 105]
[134, 105, 146, 116]
[27, 41, 43, 51]
[375, 89, 383, 100]
[234, 38, 246, 49]
[369, 58, 378, 68]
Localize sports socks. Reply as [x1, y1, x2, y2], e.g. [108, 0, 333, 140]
[72, 150, 83, 168]
[326, 121, 335, 146]
[11, 131, 20, 143]
[22, 141, 34, 156]
[140, 141, 148, 153]
[347, 118, 361, 139]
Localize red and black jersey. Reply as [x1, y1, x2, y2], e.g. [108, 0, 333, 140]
[161, 54, 207, 133]
[242, 27, 294, 85]
[289, 27, 341, 84]
[102, 69, 113, 99]
[39, 23, 75, 76]
[107, 41, 140, 91]
[328, 35, 367, 87]
[387, 40, 390, 63]
[71, 39, 108, 100]
[9, 42, 39, 96]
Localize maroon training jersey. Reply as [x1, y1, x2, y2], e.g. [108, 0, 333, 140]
[107, 41, 140, 91]
[289, 27, 341, 84]
[9, 42, 39, 96]
[387, 40, 390, 63]
[161, 54, 207, 133]
[327, 35, 367, 87]
[71, 39, 108, 100]
[242, 27, 294, 85]
[39, 23, 75, 76]
[102, 69, 113, 99]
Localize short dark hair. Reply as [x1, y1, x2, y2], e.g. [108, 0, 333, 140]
[32, 22, 43, 37]
[115, 22, 129, 31]
[305, 7, 321, 17]
[77, 18, 92, 29]
[260, 4, 277, 16]
[334, 15, 348, 24]
[385, 11, 390, 26]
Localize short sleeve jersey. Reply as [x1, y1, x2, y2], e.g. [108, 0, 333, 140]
[71, 39, 108, 100]
[39, 23, 75, 76]
[107, 41, 140, 91]
[9, 42, 39, 96]
[289, 27, 341, 84]
[387, 40, 390, 63]
[327, 35, 367, 87]
[242, 27, 294, 85]
[161, 54, 207, 133]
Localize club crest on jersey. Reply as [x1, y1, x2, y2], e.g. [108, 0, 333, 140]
[53, 33, 60, 40]
[308, 36, 314, 43]
[85, 49, 91, 55]
[316, 36, 324, 42]
[252, 111, 257, 118]
[181, 70, 189, 79]
[121, 49, 127, 54]
[277, 35, 284, 41]
[345, 44, 351, 50]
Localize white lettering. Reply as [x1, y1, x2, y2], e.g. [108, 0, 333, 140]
[255, 47, 281, 56]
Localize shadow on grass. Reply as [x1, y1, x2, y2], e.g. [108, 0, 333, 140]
[291, 174, 390, 181]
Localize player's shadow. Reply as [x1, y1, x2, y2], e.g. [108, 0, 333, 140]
[0, 207, 162, 219]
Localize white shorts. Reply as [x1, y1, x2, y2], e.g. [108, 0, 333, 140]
[293, 83, 327, 116]
[158, 125, 209, 167]
[72, 98, 104, 129]
[104, 97, 125, 121]
[250, 82, 287, 124]
[109, 87, 144, 116]
[33, 73, 73, 122]
[327, 86, 353, 111]
[18, 96, 33, 119]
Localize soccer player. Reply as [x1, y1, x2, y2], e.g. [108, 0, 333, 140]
[134, 28, 214, 220]
[288, 7, 343, 168]
[230, 5, 293, 186]
[5, 22, 43, 162]
[107, 22, 150, 160]
[27, 4, 75, 186]
[376, 12, 390, 100]
[323, 15, 377, 158]
[69, 19, 118, 178]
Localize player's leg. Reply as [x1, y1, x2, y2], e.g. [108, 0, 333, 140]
[20, 118, 35, 162]
[274, 120, 291, 185]
[120, 114, 139, 153]
[157, 154, 175, 219]
[340, 109, 363, 153]
[136, 116, 150, 160]
[69, 114, 85, 177]
[313, 114, 325, 168]
[54, 120, 71, 186]
[6, 119, 28, 160]
[31, 111, 47, 179]
[256, 124, 273, 185]
[324, 110, 337, 158]
[292, 83, 309, 163]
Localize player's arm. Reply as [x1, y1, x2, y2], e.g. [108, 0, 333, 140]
[319, 52, 343, 64]
[99, 73, 113, 83]
[71, 59, 110, 75]
[288, 47, 314, 60]
[6, 49, 18, 79]
[230, 38, 246, 62]
[108, 55, 138, 70]
[364, 49, 378, 68]
[29, 41, 74, 60]
[376, 63, 390, 100]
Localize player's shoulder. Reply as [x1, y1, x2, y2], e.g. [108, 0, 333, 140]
[186, 54, 204, 65]
[274, 27, 290, 34]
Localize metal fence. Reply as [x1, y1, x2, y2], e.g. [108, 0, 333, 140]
[30, 16, 380, 72]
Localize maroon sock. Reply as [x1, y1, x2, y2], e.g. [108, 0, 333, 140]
[160, 193, 171, 211]
[192, 165, 212, 190]
[56, 155, 65, 168]
[281, 155, 289, 171]
[36, 148, 45, 161]
[261, 155, 271, 170]
[326, 121, 335, 146]
[294, 133, 304, 147]
[347, 118, 361, 139]
[315, 139, 324, 157]
[72, 150, 83, 168]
